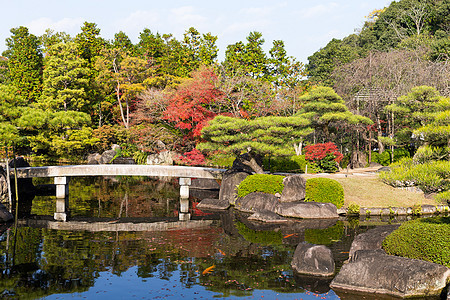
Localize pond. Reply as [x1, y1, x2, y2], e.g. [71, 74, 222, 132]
[0, 176, 417, 299]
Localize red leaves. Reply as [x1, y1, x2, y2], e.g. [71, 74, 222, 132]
[163, 66, 224, 140]
[176, 149, 205, 166]
[304, 142, 343, 163]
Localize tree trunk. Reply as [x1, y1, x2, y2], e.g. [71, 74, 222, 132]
[376, 115, 384, 153]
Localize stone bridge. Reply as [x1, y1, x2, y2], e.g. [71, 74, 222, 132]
[15, 165, 225, 222]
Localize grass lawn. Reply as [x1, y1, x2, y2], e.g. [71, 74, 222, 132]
[304, 175, 439, 208]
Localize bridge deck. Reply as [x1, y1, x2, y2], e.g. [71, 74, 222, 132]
[15, 164, 225, 180]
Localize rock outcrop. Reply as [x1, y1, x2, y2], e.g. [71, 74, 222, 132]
[348, 225, 400, 259]
[218, 171, 250, 205]
[291, 242, 335, 277]
[331, 249, 450, 299]
[279, 175, 306, 202]
[276, 202, 338, 219]
[235, 192, 279, 213]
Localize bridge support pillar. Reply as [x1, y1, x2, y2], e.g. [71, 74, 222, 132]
[179, 178, 191, 221]
[55, 177, 69, 199]
[54, 196, 69, 222]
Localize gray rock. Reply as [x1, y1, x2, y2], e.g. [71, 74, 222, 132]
[219, 171, 249, 205]
[421, 204, 437, 214]
[348, 225, 400, 260]
[291, 242, 335, 277]
[280, 175, 306, 202]
[331, 250, 450, 298]
[146, 150, 173, 165]
[276, 202, 338, 219]
[235, 192, 279, 213]
[196, 198, 230, 210]
[99, 149, 117, 164]
[87, 153, 101, 164]
[248, 210, 288, 223]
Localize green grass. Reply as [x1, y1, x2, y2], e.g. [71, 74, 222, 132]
[304, 175, 439, 208]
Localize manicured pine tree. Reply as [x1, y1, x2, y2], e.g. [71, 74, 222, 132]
[198, 115, 312, 173]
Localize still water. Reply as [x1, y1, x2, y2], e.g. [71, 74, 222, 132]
[0, 176, 401, 299]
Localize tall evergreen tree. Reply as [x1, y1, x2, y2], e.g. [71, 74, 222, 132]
[3, 26, 43, 102]
[38, 42, 90, 112]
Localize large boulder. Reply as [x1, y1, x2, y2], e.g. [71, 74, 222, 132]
[349, 225, 400, 259]
[235, 192, 279, 213]
[291, 242, 335, 277]
[219, 171, 250, 205]
[279, 175, 306, 202]
[331, 250, 450, 298]
[276, 202, 338, 219]
[146, 150, 174, 165]
[87, 153, 101, 164]
[99, 149, 117, 164]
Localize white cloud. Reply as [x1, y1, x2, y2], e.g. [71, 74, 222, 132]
[117, 10, 161, 34]
[169, 6, 208, 31]
[27, 17, 84, 36]
[298, 2, 339, 18]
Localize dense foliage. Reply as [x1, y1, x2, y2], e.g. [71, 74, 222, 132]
[305, 178, 344, 208]
[383, 217, 450, 268]
[237, 174, 285, 198]
[0, 0, 447, 170]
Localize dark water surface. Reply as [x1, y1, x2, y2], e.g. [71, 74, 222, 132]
[0, 176, 410, 299]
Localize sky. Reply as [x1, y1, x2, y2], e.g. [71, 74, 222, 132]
[0, 0, 393, 64]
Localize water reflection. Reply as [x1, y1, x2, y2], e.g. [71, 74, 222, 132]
[0, 176, 420, 299]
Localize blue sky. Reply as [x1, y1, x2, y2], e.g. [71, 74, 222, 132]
[0, 0, 392, 64]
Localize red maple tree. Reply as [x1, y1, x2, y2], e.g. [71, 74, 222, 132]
[163, 66, 225, 140]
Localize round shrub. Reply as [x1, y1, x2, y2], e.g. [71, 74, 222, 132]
[382, 217, 450, 268]
[305, 178, 344, 208]
[237, 174, 285, 198]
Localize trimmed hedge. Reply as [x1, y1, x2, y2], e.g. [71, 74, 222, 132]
[237, 174, 285, 198]
[305, 178, 344, 209]
[382, 217, 450, 268]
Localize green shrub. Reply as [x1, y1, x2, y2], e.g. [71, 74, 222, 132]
[347, 203, 360, 215]
[237, 174, 285, 198]
[371, 148, 410, 166]
[413, 145, 450, 164]
[304, 221, 344, 245]
[434, 190, 450, 204]
[305, 178, 344, 208]
[263, 155, 306, 173]
[383, 217, 450, 267]
[235, 222, 283, 245]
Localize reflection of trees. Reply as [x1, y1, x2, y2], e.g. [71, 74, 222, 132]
[0, 214, 367, 298]
[31, 176, 180, 218]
